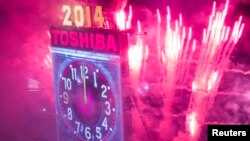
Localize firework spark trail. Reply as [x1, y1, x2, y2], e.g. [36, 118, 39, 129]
[157, 9, 162, 63]
[163, 7, 196, 94]
[115, 10, 126, 30]
[105, 20, 110, 29]
[115, 7, 145, 82]
[188, 0, 244, 138]
[159, 7, 197, 140]
[115, 6, 132, 30]
[126, 5, 132, 29]
[126, 11, 152, 140]
[191, 0, 244, 97]
[226, 69, 250, 75]
[115, 7, 145, 83]
[128, 20, 148, 85]
[118, 1, 244, 140]
[128, 40, 144, 76]
[187, 112, 197, 137]
[179, 28, 195, 86]
[115, 6, 147, 90]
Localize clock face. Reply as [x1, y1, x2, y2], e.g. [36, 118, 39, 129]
[59, 60, 116, 141]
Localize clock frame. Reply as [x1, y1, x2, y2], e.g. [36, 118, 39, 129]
[52, 48, 124, 141]
[50, 26, 130, 141]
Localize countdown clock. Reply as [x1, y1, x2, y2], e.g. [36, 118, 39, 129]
[52, 49, 124, 141]
[50, 25, 129, 141]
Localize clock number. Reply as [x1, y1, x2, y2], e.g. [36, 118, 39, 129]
[101, 85, 107, 98]
[62, 5, 72, 26]
[105, 101, 111, 115]
[85, 127, 91, 140]
[96, 126, 102, 139]
[74, 5, 84, 27]
[62, 92, 69, 104]
[62, 77, 72, 90]
[94, 6, 104, 27]
[70, 65, 77, 80]
[80, 65, 88, 79]
[75, 121, 83, 134]
[93, 70, 98, 88]
[102, 117, 108, 130]
[67, 107, 73, 120]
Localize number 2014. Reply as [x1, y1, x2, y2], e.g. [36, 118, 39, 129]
[62, 5, 104, 28]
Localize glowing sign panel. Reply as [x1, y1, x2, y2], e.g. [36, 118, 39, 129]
[62, 5, 104, 28]
[50, 27, 120, 55]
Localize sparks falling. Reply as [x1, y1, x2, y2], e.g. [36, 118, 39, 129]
[116, 0, 245, 140]
[188, 0, 244, 138]
[163, 6, 196, 95]
[115, 5, 132, 30]
[128, 39, 144, 75]
[192, 0, 244, 95]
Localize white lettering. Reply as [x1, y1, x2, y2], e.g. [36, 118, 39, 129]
[212, 129, 219, 136]
[212, 129, 247, 137]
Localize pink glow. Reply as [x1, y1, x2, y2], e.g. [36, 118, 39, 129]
[163, 6, 196, 92]
[115, 6, 132, 30]
[187, 112, 197, 137]
[43, 53, 52, 68]
[188, 0, 244, 138]
[126, 5, 133, 29]
[113, 0, 245, 140]
[145, 45, 149, 60]
[115, 10, 126, 30]
[106, 20, 110, 29]
[48, 46, 52, 53]
[192, 0, 243, 94]
[46, 54, 52, 64]
[137, 20, 141, 34]
[47, 31, 51, 39]
[157, 9, 161, 23]
[207, 71, 219, 91]
[179, 14, 182, 27]
[27, 78, 40, 92]
[44, 59, 50, 68]
[128, 40, 143, 73]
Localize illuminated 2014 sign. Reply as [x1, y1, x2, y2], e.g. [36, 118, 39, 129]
[50, 27, 120, 54]
[62, 5, 104, 28]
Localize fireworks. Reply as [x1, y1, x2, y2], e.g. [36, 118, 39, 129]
[122, 0, 245, 140]
[189, 0, 244, 138]
[193, 0, 244, 94]
[128, 39, 144, 76]
[187, 112, 198, 137]
[115, 10, 126, 30]
[115, 5, 132, 30]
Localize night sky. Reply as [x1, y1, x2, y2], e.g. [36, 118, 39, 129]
[0, 0, 250, 141]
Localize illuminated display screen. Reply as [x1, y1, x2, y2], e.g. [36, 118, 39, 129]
[50, 2, 129, 140]
[52, 49, 123, 141]
[50, 27, 120, 55]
